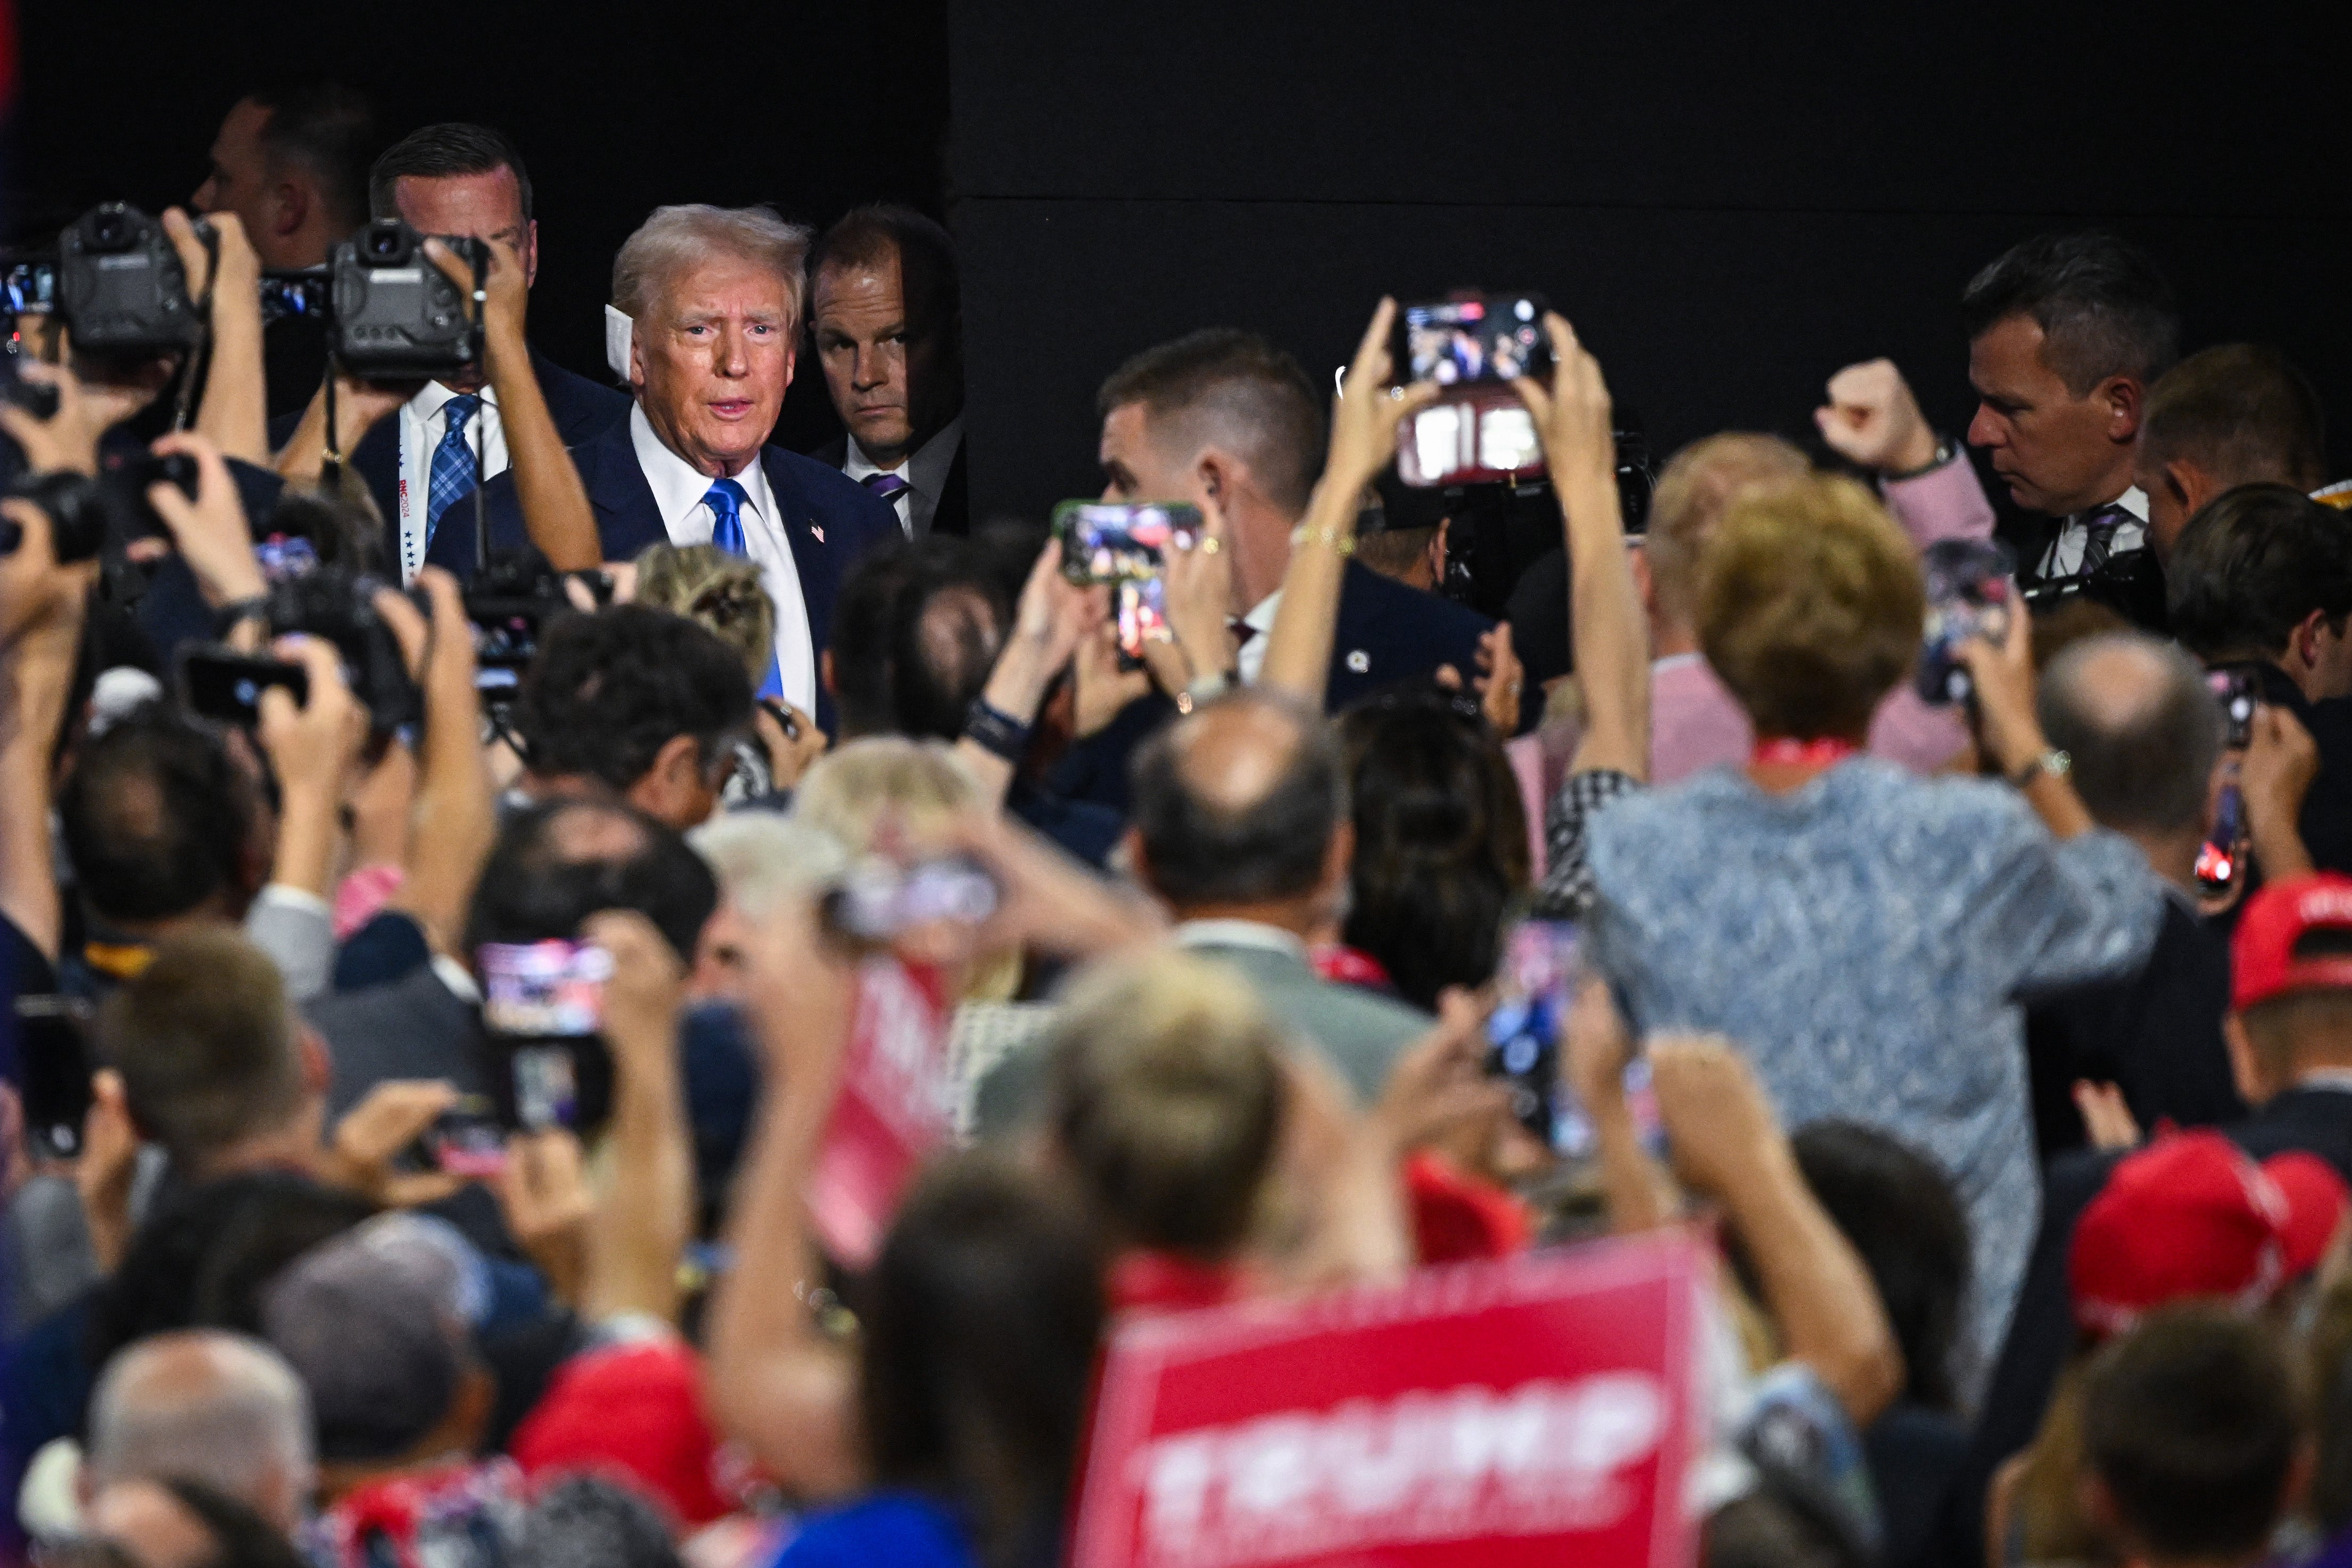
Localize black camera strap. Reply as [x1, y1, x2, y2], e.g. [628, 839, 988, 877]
[467, 248, 491, 577]
[167, 222, 222, 433]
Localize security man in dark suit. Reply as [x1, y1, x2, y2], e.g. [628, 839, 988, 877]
[803, 204, 968, 539]
[264, 123, 629, 581]
[433, 203, 897, 737]
[1047, 327, 1491, 814]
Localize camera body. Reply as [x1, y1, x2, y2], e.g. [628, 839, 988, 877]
[332, 221, 486, 378]
[55, 204, 200, 356]
[265, 566, 422, 732]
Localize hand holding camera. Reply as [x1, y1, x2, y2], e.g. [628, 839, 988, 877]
[0, 358, 108, 478]
[143, 431, 266, 608]
[1814, 359, 1939, 475]
[2241, 702, 2321, 881]
[1510, 312, 1615, 490]
[1330, 296, 1439, 496]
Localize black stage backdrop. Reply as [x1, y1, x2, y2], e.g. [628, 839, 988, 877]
[948, 0, 2352, 522]
[10, 2, 2352, 513]
[6, 0, 950, 452]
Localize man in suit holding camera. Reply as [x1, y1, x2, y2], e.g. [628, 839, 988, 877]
[434, 204, 897, 735]
[271, 122, 629, 582]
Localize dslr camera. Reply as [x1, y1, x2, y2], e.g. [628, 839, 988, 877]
[332, 220, 487, 378]
[55, 204, 201, 356]
[265, 565, 423, 733]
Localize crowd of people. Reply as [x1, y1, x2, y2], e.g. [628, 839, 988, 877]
[3, 73, 2352, 1568]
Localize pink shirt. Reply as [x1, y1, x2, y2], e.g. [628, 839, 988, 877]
[1650, 454, 1994, 783]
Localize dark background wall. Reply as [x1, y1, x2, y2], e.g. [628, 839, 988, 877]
[5, 0, 951, 451]
[950, 0, 2352, 521]
[9, 1, 2351, 518]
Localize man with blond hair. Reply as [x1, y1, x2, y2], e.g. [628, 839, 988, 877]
[434, 204, 897, 724]
[1635, 357, 2003, 780]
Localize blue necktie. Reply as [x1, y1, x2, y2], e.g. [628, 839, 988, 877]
[703, 479, 785, 700]
[424, 393, 482, 546]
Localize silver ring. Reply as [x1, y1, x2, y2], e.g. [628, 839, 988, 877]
[1387, 386, 1405, 402]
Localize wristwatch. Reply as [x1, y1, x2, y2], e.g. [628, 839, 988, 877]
[1885, 433, 1958, 483]
[2010, 747, 2072, 789]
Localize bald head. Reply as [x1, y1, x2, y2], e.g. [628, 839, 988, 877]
[1130, 691, 1345, 913]
[87, 1331, 313, 1533]
[2037, 633, 2221, 836]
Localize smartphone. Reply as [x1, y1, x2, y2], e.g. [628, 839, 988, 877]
[178, 645, 308, 728]
[1392, 294, 1553, 389]
[1050, 500, 1201, 585]
[426, 1099, 508, 1178]
[1915, 539, 2017, 706]
[2195, 784, 2245, 897]
[821, 856, 1001, 947]
[2208, 667, 2259, 750]
[1487, 922, 1577, 1143]
[5, 259, 56, 317]
[13, 995, 97, 1162]
[477, 939, 616, 1132]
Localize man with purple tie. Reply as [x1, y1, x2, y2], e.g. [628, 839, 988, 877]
[432, 204, 898, 732]
[805, 205, 968, 538]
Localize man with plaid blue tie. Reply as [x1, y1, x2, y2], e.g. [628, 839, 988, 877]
[428, 203, 898, 735]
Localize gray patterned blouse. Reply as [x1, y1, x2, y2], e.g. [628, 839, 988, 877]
[1584, 758, 2162, 1364]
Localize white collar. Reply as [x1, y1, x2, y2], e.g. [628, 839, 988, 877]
[1652, 651, 1706, 674]
[2292, 1069, 2352, 1095]
[1175, 919, 1309, 962]
[2091, 485, 2150, 524]
[629, 402, 771, 531]
[1243, 591, 1282, 634]
[846, 416, 963, 497]
[412, 378, 497, 421]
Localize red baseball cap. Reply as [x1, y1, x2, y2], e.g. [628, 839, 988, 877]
[509, 1339, 735, 1528]
[2069, 1131, 2289, 1338]
[2232, 873, 2352, 1011]
[2263, 1150, 2350, 1276]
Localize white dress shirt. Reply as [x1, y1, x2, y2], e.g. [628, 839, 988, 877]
[628, 405, 818, 712]
[2036, 485, 2149, 581]
[1235, 590, 1281, 686]
[397, 381, 509, 584]
[844, 417, 963, 539]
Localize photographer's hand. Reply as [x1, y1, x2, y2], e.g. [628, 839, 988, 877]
[1259, 299, 1436, 705]
[1, 500, 97, 960]
[382, 570, 496, 956]
[2243, 703, 2320, 881]
[258, 635, 369, 900]
[1163, 496, 1238, 684]
[579, 909, 694, 1324]
[272, 371, 411, 483]
[0, 359, 106, 478]
[956, 537, 1104, 801]
[424, 237, 599, 571]
[1952, 602, 2093, 839]
[162, 208, 269, 465]
[1814, 359, 1939, 476]
[145, 431, 266, 608]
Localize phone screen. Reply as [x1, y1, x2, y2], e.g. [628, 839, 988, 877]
[178, 647, 309, 728]
[2207, 668, 2259, 750]
[1487, 923, 1576, 1143]
[1051, 501, 1201, 585]
[1915, 539, 2017, 706]
[1114, 576, 1171, 663]
[1394, 295, 1552, 387]
[478, 940, 615, 1132]
[821, 856, 1001, 947]
[13, 996, 96, 1162]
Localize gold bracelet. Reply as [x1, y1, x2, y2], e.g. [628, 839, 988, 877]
[1290, 521, 1356, 557]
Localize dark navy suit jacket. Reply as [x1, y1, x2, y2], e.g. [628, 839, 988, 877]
[426, 412, 901, 734]
[1049, 559, 1495, 816]
[263, 349, 629, 570]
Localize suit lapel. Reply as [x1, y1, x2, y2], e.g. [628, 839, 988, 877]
[589, 416, 671, 560]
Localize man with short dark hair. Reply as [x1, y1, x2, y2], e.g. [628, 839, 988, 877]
[2134, 344, 2330, 563]
[511, 604, 755, 832]
[1125, 690, 1432, 1099]
[192, 79, 377, 417]
[1096, 327, 1490, 707]
[2025, 635, 2244, 1153]
[2168, 483, 2352, 872]
[2079, 1306, 2304, 1568]
[192, 79, 374, 272]
[277, 122, 629, 578]
[1961, 232, 2179, 614]
[807, 204, 967, 538]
